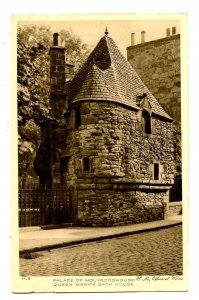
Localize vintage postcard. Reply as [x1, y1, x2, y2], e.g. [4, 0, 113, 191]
[11, 13, 188, 293]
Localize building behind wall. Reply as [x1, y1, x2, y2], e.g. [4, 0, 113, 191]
[34, 30, 175, 226]
[127, 28, 182, 202]
[127, 28, 181, 123]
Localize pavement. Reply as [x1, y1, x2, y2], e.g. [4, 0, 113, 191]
[19, 215, 182, 254]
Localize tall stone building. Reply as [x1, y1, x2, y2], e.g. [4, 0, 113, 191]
[34, 30, 175, 226]
[127, 29, 181, 202]
[127, 29, 181, 123]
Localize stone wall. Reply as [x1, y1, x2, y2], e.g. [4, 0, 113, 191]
[167, 201, 182, 217]
[49, 47, 68, 117]
[59, 100, 174, 226]
[64, 101, 174, 181]
[77, 189, 168, 227]
[127, 35, 181, 123]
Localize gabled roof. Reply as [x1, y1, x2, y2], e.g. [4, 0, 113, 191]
[67, 34, 172, 121]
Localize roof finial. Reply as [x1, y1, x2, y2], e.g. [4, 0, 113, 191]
[105, 27, 108, 36]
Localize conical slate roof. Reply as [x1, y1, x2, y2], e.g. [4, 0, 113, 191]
[67, 34, 172, 120]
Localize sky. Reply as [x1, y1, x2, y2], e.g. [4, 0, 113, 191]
[18, 17, 180, 58]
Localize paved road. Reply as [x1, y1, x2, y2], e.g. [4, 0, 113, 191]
[19, 225, 182, 276]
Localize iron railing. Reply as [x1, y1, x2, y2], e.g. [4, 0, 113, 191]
[18, 189, 72, 227]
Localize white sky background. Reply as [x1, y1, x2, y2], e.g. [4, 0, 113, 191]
[19, 18, 180, 57]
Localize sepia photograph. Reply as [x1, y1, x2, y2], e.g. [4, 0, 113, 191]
[11, 13, 188, 292]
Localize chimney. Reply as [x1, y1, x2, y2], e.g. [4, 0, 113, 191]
[131, 33, 135, 46]
[53, 32, 60, 46]
[172, 27, 176, 35]
[49, 33, 67, 117]
[141, 31, 146, 43]
[166, 28, 171, 37]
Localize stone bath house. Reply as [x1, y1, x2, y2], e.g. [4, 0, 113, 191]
[34, 31, 175, 226]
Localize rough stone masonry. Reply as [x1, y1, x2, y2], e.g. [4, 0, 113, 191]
[34, 30, 175, 226]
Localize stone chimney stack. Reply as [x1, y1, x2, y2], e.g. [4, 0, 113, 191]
[141, 31, 146, 43]
[131, 33, 135, 46]
[166, 28, 171, 37]
[172, 27, 176, 35]
[53, 32, 60, 46]
[166, 27, 177, 37]
[49, 33, 67, 117]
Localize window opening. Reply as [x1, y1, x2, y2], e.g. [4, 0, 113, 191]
[83, 157, 90, 172]
[75, 106, 81, 128]
[142, 110, 151, 134]
[154, 163, 159, 180]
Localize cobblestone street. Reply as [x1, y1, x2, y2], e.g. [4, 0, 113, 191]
[19, 225, 182, 276]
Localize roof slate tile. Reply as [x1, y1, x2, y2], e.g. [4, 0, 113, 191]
[67, 35, 172, 120]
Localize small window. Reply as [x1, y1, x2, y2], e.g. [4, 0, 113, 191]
[154, 163, 159, 180]
[83, 157, 90, 172]
[142, 110, 151, 134]
[74, 106, 81, 128]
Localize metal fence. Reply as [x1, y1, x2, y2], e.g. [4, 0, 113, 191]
[19, 177, 40, 189]
[19, 189, 72, 227]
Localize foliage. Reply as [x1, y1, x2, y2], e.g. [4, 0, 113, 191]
[59, 29, 90, 71]
[17, 24, 90, 176]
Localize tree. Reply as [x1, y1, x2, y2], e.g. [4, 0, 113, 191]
[17, 24, 90, 176]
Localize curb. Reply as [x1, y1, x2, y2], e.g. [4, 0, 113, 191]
[19, 220, 182, 255]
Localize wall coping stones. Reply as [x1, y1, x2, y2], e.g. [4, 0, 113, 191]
[76, 175, 174, 185]
[112, 184, 172, 191]
[76, 180, 173, 191]
[110, 178, 174, 185]
[127, 34, 180, 52]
